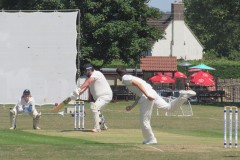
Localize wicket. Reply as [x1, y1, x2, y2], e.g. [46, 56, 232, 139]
[224, 106, 238, 148]
[74, 100, 85, 130]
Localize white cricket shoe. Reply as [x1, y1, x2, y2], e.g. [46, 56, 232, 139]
[143, 138, 157, 145]
[9, 126, 16, 130]
[33, 126, 41, 130]
[91, 128, 101, 133]
[179, 90, 196, 99]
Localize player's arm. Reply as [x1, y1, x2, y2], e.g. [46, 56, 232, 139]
[15, 99, 22, 111]
[78, 77, 95, 95]
[126, 96, 140, 111]
[27, 99, 35, 112]
[131, 79, 154, 101]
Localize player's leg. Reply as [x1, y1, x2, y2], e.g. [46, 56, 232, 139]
[178, 90, 196, 99]
[9, 107, 17, 130]
[169, 90, 196, 111]
[31, 109, 41, 130]
[90, 102, 101, 132]
[154, 90, 196, 111]
[98, 95, 112, 130]
[98, 110, 108, 130]
[139, 96, 157, 144]
[90, 95, 111, 132]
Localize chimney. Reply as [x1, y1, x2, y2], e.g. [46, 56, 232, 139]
[171, 2, 184, 20]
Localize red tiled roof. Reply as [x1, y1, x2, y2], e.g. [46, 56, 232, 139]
[140, 56, 177, 71]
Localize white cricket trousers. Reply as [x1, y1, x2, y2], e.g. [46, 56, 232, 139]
[90, 94, 112, 130]
[139, 95, 155, 142]
[139, 90, 187, 142]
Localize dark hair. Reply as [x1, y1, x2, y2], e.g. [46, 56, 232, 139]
[116, 67, 127, 76]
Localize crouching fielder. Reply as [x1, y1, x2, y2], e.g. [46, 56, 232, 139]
[116, 67, 196, 145]
[10, 89, 41, 130]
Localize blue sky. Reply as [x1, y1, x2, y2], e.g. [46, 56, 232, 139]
[148, 0, 177, 12]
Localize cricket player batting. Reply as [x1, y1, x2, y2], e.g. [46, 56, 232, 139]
[71, 64, 112, 132]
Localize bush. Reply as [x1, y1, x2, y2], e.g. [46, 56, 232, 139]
[178, 59, 240, 79]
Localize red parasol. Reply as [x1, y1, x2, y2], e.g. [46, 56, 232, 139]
[149, 75, 175, 83]
[190, 71, 214, 79]
[174, 71, 187, 78]
[190, 77, 215, 86]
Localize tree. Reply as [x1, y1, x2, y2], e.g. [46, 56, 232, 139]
[0, 0, 163, 68]
[0, 0, 65, 10]
[78, 0, 163, 68]
[183, 0, 240, 59]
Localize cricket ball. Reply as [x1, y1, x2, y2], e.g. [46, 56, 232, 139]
[54, 103, 58, 106]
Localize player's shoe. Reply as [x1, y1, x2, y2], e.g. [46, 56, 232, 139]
[143, 138, 157, 145]
[179, 90, 196, 99]
[91, 128, 101, 133]
[9, 126, 16, 130]
[33, 126, 41, 130]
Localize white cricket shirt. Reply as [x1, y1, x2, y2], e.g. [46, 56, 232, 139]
[89, 70, 112, 100]
[16, 97, 36, 110]
[122, 74, 153, 97]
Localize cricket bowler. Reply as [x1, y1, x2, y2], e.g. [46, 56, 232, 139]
[116, 67, 196, 144]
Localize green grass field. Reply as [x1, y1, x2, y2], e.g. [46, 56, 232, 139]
[0, 102, 240, 160]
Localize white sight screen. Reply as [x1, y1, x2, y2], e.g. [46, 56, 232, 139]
[0, 11, 78, 104]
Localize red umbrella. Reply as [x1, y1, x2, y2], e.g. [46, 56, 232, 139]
[190, 77, 215, 86]
[190, 71, 214, 79]
[149, 75, 175, 83]
[174, 71, 187, 78]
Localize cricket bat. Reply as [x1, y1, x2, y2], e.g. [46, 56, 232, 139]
[53, 97, 71, 112]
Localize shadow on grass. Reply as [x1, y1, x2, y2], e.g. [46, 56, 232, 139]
[61, 129, 94, 132]
[192, 102, 239, 107]
[223, 156, 240, 158]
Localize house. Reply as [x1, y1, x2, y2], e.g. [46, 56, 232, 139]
[148, 1, 204, 60]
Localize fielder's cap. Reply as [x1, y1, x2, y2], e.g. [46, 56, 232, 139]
[23, 89, 30, 95]
[83, 64, 93, 70]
